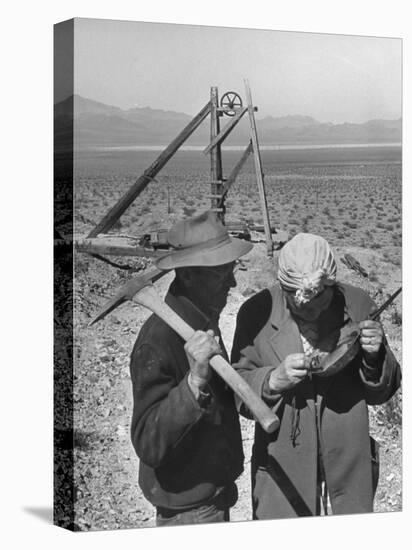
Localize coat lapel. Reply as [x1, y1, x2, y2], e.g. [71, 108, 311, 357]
[269, 316, 302, 364]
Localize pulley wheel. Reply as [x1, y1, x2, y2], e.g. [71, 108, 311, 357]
[220, 92, 243, 116]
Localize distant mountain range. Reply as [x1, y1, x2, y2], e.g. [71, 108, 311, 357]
[54, 94, 402, 149]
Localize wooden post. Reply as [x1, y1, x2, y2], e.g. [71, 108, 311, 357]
[210, 87, 224, 222]
[73, 238, 164, 258]
[87, 101, 211, 238]
[244, 79, 273, 257]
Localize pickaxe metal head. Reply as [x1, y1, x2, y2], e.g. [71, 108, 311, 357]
[88, 267, 168, 326]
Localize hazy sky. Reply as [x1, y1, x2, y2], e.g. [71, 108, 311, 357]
[68, 18, 402, 124]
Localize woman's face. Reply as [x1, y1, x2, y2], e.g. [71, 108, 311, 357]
[285, 286, 334, 322]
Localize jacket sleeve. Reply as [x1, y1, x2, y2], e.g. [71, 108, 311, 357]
[351, 288, 402, 404]
[231, 297, 282, 418]
[360, 336, 401, 405]
[129, 342, 213, 468]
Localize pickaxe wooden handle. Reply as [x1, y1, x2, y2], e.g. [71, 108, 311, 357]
[134, 284, 279, 434]
[90, 274, 279, 434]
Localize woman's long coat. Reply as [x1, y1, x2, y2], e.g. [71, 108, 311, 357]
[231, 283, 401, 519]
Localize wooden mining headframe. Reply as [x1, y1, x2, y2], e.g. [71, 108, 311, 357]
[77, 80, 274, 261]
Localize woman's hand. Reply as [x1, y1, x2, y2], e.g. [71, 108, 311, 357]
[359, 320, 384, 365]
[268, 353, 309, 393]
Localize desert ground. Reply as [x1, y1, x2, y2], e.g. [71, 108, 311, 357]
[59, 145, 402, 530]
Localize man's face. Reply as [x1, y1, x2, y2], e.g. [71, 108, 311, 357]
[185, 262, 237, 318]
[285, 286, 334, 322]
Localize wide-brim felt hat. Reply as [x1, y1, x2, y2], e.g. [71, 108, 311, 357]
[155, 210, 253, 270]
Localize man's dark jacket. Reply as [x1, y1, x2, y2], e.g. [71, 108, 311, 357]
[129, 282, 244, 510]
[231, 282, 401, 518]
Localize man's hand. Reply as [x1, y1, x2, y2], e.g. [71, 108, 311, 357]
[359, 320, 384, 366]
[185, 329, 221, 390]
[268, 353, 309, 393]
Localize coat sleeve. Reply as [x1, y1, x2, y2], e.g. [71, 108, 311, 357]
[231, 294, 283, 418]
[129, 341, 213, 468]
[360, 336, 401, 405]
[352, 288, 402, 404]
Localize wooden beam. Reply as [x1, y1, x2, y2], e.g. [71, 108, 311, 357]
[218, 141, 253, 207]
[244, 79, 273, 257]
[73, 238, 165, 258]
[87, 101, 211, 238]
[217, 106, 258, 113]
[203, 107, 247, 155]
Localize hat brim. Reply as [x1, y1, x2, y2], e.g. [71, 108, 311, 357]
[155, 237, 253, 270]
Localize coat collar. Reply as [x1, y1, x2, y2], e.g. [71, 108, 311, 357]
[165, 283, 228, 359]
[165, 289, 211, 332]
[267, 282, 360, 354]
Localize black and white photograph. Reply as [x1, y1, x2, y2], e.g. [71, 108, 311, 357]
[4, 2, 409, 548]
[54, 16, 402, 531]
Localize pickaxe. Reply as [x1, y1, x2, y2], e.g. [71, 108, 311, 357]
[89, 267, 280, 434]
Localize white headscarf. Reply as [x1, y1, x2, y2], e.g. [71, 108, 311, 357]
[277, 233, 337, 305]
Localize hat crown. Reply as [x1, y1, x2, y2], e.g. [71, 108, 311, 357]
[155, 210, 253, 270]
[168, 210, 227, 249]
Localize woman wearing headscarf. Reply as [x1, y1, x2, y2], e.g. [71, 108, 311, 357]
[231, 233, 401, 519]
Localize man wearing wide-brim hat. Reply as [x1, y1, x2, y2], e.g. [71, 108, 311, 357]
[129, 210, 252, 526]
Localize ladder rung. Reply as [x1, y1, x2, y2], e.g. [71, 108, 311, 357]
[207, 194, 223, 199]
[210, 208, 224, 212]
